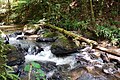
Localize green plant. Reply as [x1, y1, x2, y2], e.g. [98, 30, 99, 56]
[24, 61, 46, 80]
[96, 24, 120, 45]
[0, 31, 19, 80]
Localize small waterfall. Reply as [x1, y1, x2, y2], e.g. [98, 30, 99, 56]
[8, 34, 77, 68]
[25, 44, 77, 68]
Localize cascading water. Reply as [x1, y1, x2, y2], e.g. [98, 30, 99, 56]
[8, 33, 77, 69]
[5, 31, 120, 80]
[25, 44, 76, 67]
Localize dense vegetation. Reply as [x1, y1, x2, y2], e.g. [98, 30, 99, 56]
[1, 0, 120, 42]
[0, 33, 19, 80]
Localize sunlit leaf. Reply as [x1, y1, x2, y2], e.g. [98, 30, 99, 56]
[31, 62, 41, 68]
[0, 74, 7, 80]
[7, 74, 13, 79]
[24, 65, 30, 72]
[36, 69, 45, 77]
[36, 77, 40, 80]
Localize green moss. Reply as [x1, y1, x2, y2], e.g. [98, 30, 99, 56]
[52, 34, 77, 50]
[43, 32, 57, 38]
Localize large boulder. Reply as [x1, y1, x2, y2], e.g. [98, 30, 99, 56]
[51, 34, 78, 56]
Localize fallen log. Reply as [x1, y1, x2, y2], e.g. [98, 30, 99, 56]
[43, 23, 120, 57]
[44, 23, 98, 46]
[0, 25, 23, 31]
[95, 46, 120, 57]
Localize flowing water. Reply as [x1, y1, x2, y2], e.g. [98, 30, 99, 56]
[8, 34, 77, 68]
[3, 30, 120, 80]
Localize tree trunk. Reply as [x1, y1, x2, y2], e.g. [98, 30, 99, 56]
[90, 0, 95, 22]
[44, 23, 120, 57]
[99, 0, 104, 16]
[7, 0, 11, 24]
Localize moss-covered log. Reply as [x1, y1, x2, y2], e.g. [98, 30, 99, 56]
[44, 23, 98, 46]
[44, 23, 120, 57]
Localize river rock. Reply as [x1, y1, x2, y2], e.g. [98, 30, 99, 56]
[28, 45, 44, 55]
[23, 24, 40, 35]
[51, 35, 78, 56]
[6, 44, 25, 66]
[68, 66, 119, 80]
[36, 37, 58, 42]
[8, 31, 22, 38]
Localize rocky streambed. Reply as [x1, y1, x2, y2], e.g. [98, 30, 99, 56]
[2, 25, 120, 80]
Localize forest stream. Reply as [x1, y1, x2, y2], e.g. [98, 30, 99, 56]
[0, 0, 120, 80]
[2, 26, 120, 80]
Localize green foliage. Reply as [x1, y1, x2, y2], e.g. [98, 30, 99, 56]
[0, 33, 19, 80]
[31, 62, 41, 68]
[58, 19, 89, 30]
[109, 18, 120, 25]
[10, 0, 90, 30]
[24, 61, 46, 80]
[43, 32, 57, 38]
[96, 24, 120, 45]
[24, 64, 30, 72]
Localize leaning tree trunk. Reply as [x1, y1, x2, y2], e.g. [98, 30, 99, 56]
[43, 23, 120, 57]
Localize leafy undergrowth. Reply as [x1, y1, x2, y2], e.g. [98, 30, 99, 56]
[24, 61, 46, 80]
[0, 32, 19, 80]
[96, 24, 120, 46]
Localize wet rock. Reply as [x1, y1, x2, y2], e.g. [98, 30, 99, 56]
[8, 33, 17, 37]
[36, 37, 57, 42]
[80, 46, 92, 52]
[100, 53, 109, 63]
[68, 65, 120, 80]
[47, 71, 64, 80]
[8, 31, 22, 38]
[4, 40, 9, 44]
[7, 59, 25, 66]
[14, 31, 22, 35]
[110, 59, 120, 68]
[33, 27, 42, 34]
[28, 45, 44, 55]
[37, 61, 57, 72]
[6, 44, 25, 66]
[77, 71, 107, 80]
[51, 35, 78, 56]
[16, 36, 24, 40]
[102, 63, 118, 74]
[51, 45, 78, 56]
[36, 29, 44, 35]
[4, 35, 9, 44]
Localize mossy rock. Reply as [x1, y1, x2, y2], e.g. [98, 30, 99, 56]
[6, 45, 25, 66]
[43, 29, 58, 38]
[51, 34, 78, 56]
